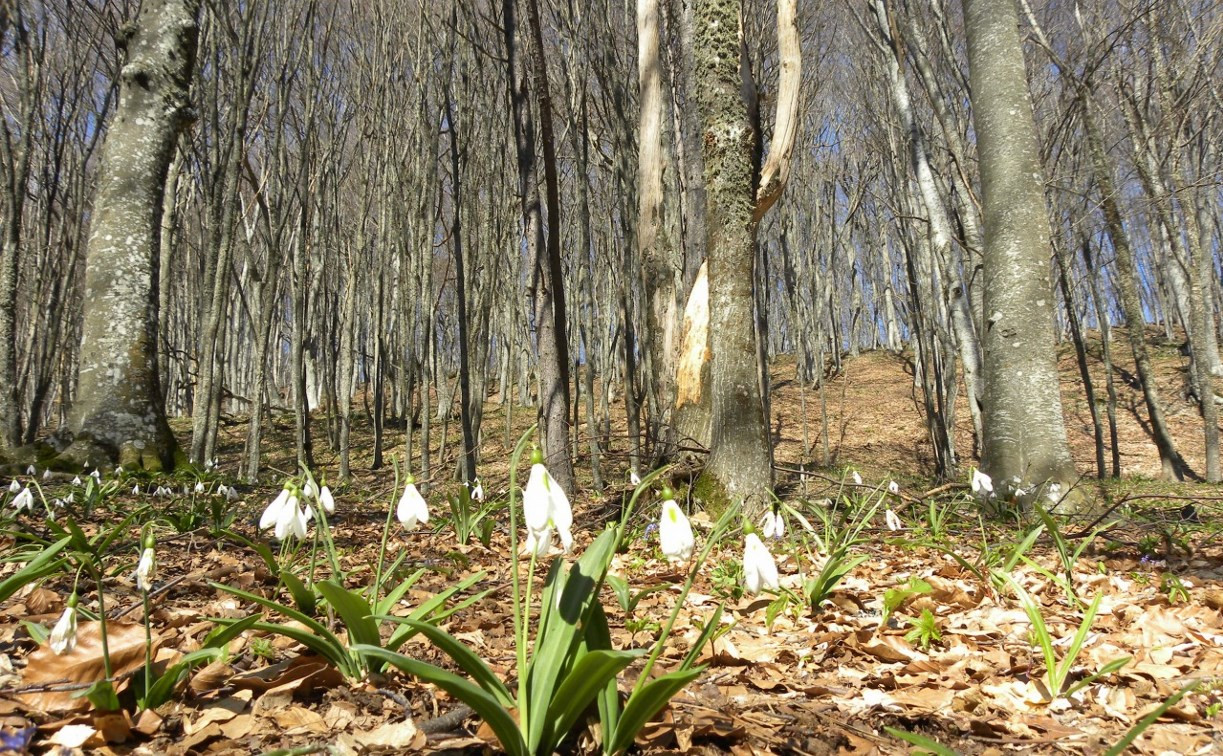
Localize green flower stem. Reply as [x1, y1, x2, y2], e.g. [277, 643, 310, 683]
[632, 504, 736, 696]
[141, 588, 152, 703]
[372, 464, 401, 610]
[506, 426, 536, 736]
[92, 566, 113, 680]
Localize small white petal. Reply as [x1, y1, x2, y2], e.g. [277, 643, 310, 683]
[659, 500, 696, 562]
[888, 481, 899, 495]
[50, 606, 77, 655]
[397, 483, 429, 530]
[260, 489, 291, 530]
[319, 485, 335, 514]
[72, 476, 82, 486]
[743, 533, 780, 595]
[135, 547, 157, 592]
[8, 480, 19, 494]
[971, 468, 993, 496]
[851, 471, 863, 486]
[885, 508, 902, 531]
[25, 465, 35, 475]
[629, 470, 642, 486]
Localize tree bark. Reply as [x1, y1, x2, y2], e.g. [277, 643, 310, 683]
[692, 0, 772, 505]
[962, 0, 1076, 499]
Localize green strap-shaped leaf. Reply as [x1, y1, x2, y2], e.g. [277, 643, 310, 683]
[681, 604, 724, 672]
[144, 648, 224, 709]
[381, 617, 513, 707]
[210, 582, 334, 641]
[354, 645, 527, 756]
[608, 666, 705, 756]
[280, 571, 317, 615]
[544, 649, 642, 753]
[884, 727, 961, 755]
[527, 527, 620, 753]
[585, 602, 621, 744]
[316, 580, 381, 648]
[374, 566, 424, 615]
[0, 535, 70, 602]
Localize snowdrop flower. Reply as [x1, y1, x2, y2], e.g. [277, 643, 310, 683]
[193, 481, 205, 494]
[522, 449, 573, 554]
[132, 485, 140, 496]
[397, 476, 429, 530]
[742, 532, 780, 595]
[276, 494, 308, 540]
[761, 509, 785, 539]
[50, 595, 78, 655]
[629, 469, 642, 487]
[471, 479, 484, 503]
[971, 468, 993, 496]
[25, 465, 35, 476]
[658, 490, 695, 563]
[319, 484, 335, 515]
[41, 469, 51, 481]
[888, 480, 899, 495]
[225, 485, 239, 502]
[851, 471, 863, 486]
[303, 477, 319, 502]
[885, 508, 902, 531]
[72, 476, 82, 487]
[63, 492, 74, 505]
[8, 480, 19, 494]
[90, 469, 100, 480]
[135, 535, 156, 592]
[261, 486, 309, 539]
[11, 486, 33, 513]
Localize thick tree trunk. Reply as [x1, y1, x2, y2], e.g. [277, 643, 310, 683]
[62, 0, 201, 471]
[692, 0, 772, 506]
[963, 0, 1076, 499]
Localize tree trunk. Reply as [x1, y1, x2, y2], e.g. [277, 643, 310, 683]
[61, 0, 201, 471]
[692, 0, 772, 506]
[963, 0, 1076, 499]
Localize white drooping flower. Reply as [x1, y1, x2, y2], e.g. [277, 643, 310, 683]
[12, 486, 33, 512]
[72, 476, 82, 486]
[888, 480, 899, 495]
[89, 469, 100, 480]
[743, 533, 780, 595]
[971, 468, 993, 496]
[260, 487, 308, 540]
[851, 471, 863, 486]
[277, 494, 308, 540]
[193, 481, 205, 494]
[25, 465, 35, 476]
[319, 484, 335, 514]
[225, 485, 239, 502]
[522, 450, 573, 554]
[41, 469, 51, 481]
[761, 510, 785, 539]
[885, 508, 902, 531]
[303, 477, 320, 502]
[658, 495, 695, 563]
[132, 485, 140, 496]
[260, 488, 292, 530]
[135, 545, 157, 592]
[397, 477, 429, 530]
[8, 480, 19, 494]
[50, 596, 78, 655]
[629, 470, 642, 487]
[471, 479, 484, 503]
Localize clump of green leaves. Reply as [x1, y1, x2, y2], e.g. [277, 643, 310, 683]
[882, 576, 932, 627]
[904, 609, 942, 651]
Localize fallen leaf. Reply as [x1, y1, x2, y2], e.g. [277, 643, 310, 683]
[18, 622, 156, 713]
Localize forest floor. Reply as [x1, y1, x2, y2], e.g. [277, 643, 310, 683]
[2, 329, 1223, 755]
